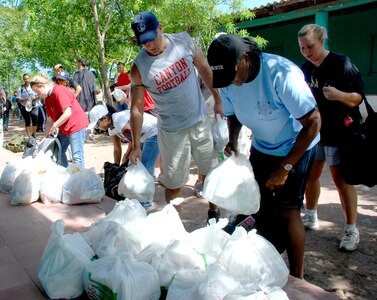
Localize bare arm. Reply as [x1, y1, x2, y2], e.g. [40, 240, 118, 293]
[111, 135, 122, 164]
[322, 86, 362, 107]
[266, 108, 321, 190]
[193, 45, 223, 116]
[129, 63, 145, 164]
[49, 106, 72, 136]
[74, 85, 82, 97]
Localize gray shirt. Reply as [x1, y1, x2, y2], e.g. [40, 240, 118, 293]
[134, 32, 207, 132]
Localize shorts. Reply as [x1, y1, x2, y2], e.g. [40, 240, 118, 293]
[249, 146, 316, 253]
[250, 146, 316, 210]
[158, 116, 217, 189]
[315, 143, 341, 166]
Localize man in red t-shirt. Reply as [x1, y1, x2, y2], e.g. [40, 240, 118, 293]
[115, 62, 156, 115]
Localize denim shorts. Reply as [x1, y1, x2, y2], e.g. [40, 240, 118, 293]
[315, 144, 341, 166]
[249, 146, 316, 210]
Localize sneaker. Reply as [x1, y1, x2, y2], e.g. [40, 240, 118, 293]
[302, 213, 320, 230]
[207, 209, 220, 224]
[194, 180, 203, 198]
[339, 228, 360, 251]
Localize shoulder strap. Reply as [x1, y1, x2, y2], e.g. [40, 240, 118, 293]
[363, 97, 375, 116]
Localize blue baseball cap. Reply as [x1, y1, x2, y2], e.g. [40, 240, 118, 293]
[131, 11, 159, 45]
[56, 70, 70, 81]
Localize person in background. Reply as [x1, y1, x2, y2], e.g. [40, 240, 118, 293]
[73, 58, 96, 113]
[30, 74, 88, 168]
[16, 73, 39, 139]
[1, 86, 11, 131]
[298, 24, 364, 251]
[114, 62, 157, 116]
[53, 63, 82, 97]
[207, 34, 321, 278]
[73, 58, 97, 141]
[88, 104, 159, 209]
[12, 90, 22, 120]
[129, 11, 222, 220]
[114, 62, 130, 111]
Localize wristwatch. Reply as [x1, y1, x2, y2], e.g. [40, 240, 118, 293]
[281, 161, 293, 171]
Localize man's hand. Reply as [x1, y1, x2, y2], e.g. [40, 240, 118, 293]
[266, 168, 289, 190]
[224, 142, 238, 157]
[129, 146, 142, 165]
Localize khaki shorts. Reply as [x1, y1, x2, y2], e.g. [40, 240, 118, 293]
[158, 116, 218, 189]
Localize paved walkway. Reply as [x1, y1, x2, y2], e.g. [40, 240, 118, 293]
[0, 144, 340, 299]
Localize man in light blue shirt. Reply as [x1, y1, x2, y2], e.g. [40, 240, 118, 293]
[208, 34, 321, 279]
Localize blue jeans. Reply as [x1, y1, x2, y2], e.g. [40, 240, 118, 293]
[58, 128, 86, 168]
[2, 110, 9, 127]
[141, 134, 159, 177]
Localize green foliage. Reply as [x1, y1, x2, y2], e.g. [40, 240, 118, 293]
[0, 0, 267, 98]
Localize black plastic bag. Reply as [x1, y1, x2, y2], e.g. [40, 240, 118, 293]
[103, 161, 127, 200]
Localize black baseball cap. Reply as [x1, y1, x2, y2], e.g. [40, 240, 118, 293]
[131, 11, 159, 45]
[77, 58, 87, 66]
[207, 34, 246, 88]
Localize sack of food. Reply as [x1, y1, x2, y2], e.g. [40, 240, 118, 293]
[203, 153, 260, 215]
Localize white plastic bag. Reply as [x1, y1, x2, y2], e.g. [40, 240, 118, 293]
[118, 159, 155, 202]
[0, 156, 33, 193]
[92, 199, 147, 227]
[83, 199, 147, 255]
[112, 89, 127, 102]
[217, 228, 289, 288]
[83, 253, 161, 300]
[224, 285, 289, 300]
[213, 114, 228, 151]
[189, 218, 230, 265]
[140, 198, 187, 248]
[40, 165, 70, 204]
[10, 168, 44, 205]
[38, 220, 95, 299]
[62, 167, 105, 204]
[151, 239, 206, 287]
[87, 221, 139, 257]
[166, 264, 240, 300]
[203, 153, 260, 215]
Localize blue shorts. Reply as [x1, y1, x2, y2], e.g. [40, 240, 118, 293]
[315, 144, 341, 166]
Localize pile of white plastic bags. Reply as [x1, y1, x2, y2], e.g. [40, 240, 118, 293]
[38, 198, 290, 300]
[0, 154, 105, 205]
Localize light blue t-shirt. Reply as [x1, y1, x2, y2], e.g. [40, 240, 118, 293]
[220, 53, 320, 156]
[134, 32, 207, 132]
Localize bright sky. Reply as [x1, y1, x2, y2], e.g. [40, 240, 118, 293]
[247, 0, 274, 9]
[217, 0, 273, 11]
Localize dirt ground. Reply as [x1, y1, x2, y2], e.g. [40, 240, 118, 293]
[2, 116, 377, 300]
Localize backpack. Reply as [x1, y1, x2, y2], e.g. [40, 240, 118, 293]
[23, 137, 62, 164]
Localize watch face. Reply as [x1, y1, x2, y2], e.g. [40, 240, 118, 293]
[283, 162, 293, 171]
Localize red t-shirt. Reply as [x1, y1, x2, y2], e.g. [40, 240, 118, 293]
[45, 85, 89, 135]
[117, 71, 154, 111]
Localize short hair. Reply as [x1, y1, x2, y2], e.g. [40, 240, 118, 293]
[298, 24, 328, 40]
[117, 62, 124, 66]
